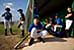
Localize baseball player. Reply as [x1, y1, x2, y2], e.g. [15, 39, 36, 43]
[2, 7, 13, 36]
[17, 9, 25, 38]
[28, 17, 48, 46]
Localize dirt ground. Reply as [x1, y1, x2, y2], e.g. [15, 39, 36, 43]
[0, 34, 21, 50]
[0, 34, 74, 50]
[22, 35, 74, 50]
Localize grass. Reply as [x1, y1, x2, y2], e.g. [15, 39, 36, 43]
[0, 23, 21, 50]
[0, 23, 27, 50]
[0, 23, 28, 36]
[0, 24, 4, 34]
[0, 22, 29, 50]
[0, 23, 20, 35]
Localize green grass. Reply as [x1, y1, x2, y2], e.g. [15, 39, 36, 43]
[0, 23, 19, 35]
[0, 24, 4, 34]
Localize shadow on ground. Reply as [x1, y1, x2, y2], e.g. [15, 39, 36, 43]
[44, 37, 67, 42]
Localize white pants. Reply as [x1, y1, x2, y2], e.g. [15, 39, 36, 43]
[54, 25, 62, 32]
[45, 23, 51, 28]
[65, 19, 73, 30]
[20, 21, 25, 30]
[30, 27, 48, 38]
[4, 19, 11, 29]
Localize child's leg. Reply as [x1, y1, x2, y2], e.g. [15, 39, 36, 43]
[38, 30, 48, 43]
[21, 30, 24, 37]
[20, 23, 25, 38]
[30, 27, 38, 38]
[8, 21, 13, 35]
[54, 25, 57, 32]
[40, 30, 48, 38]
[29, 27, 37, 46]
[29, 38, 34, 46]
[4, 20, 8, 36]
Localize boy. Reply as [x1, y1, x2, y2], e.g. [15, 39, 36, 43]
[54, 14, 63, 32]
[65, 7, 74, 37]
[53, 14, 63, 37]
[2, 7, 13, 36]
[28, 17, 48, 46]
[17, 9, 25, 38]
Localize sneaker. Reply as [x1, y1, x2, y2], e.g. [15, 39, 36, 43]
[29, 38, 34, 46]
[38, 37, 45, 43]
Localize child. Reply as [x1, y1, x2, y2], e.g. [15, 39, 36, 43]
[65, 7, 74, 37]
[52, 14, 63, 37]
[2, 7, 13, 36]
[17, 9, 25, 38]
[28, 17, 48, 46]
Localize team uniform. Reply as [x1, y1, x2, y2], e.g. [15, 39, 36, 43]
[65, 12, 74, 37]
[28, 22, 48, 38]
[2, 11, 13, 35]
[2, 12, 12, 29]
[18, 13, 25, 30]
[28, 22, 48, 46]
[17, 9, 25, 38]
[54, 18, 63, 32]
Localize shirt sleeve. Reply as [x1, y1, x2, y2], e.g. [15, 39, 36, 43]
[2, 12, 6, 17]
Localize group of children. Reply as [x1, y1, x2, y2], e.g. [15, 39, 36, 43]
[2, 7, 48, 46]
[2, 7, 25, 38]
[43, 7, 74, 38]
[1, 6, 74, 46]
[44, 15, 63, 37]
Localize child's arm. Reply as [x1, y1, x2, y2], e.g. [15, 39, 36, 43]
[2, 13, 5, 17]
[65, 13, 72, 18]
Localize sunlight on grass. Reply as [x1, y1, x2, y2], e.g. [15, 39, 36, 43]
[0, 24, 4, 34]
[0, 23, 19, 35]
[0, 23, 27, 35]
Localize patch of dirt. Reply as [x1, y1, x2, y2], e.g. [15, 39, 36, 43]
[0, 35, 21, 50]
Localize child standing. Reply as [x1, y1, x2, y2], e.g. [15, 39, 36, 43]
[17, 9, 25, 38]
[2, 7, 13, 36]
